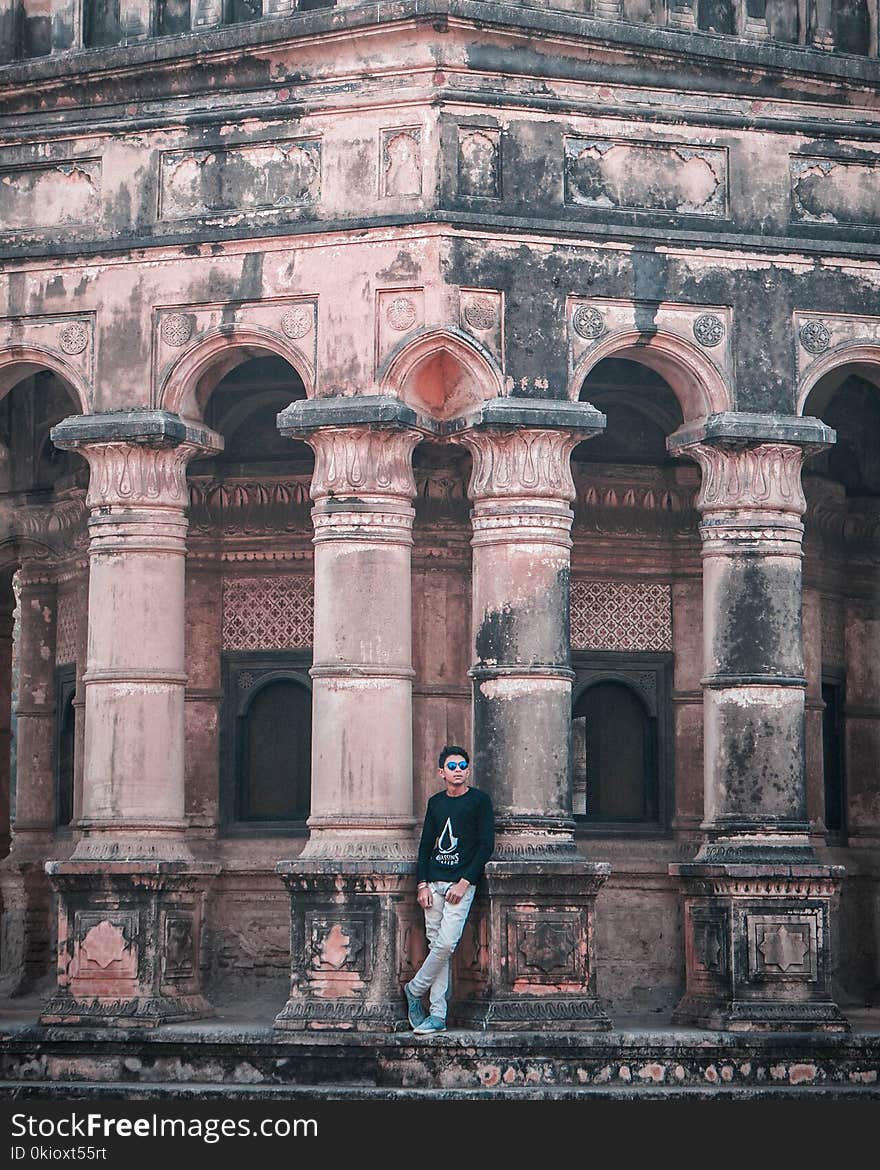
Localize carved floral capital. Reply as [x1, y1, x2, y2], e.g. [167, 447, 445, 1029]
[460, 429, 580, 502]
[683, 443, 808, 518]
[80, 442, 205, 510]
[307, 427, 419, 502]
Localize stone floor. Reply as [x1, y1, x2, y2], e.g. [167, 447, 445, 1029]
[1, 996, 879, 1099]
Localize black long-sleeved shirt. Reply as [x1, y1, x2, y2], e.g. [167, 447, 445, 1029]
[416, 786, 495, 886]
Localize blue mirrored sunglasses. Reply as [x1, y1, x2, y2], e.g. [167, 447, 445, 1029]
[444, 761, 469, 771]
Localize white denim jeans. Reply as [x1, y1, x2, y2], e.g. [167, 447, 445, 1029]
[408, 880, 476, 1020]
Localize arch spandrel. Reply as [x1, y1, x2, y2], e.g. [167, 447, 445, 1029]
[159, 325, 316, 421]
[378, 326, 505, 422]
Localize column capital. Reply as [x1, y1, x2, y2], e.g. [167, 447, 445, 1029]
[51, 411, 222, 511]
[279, 396, 424, 502]
[458, 399, 605, 503]
[669, 413, 835, 529]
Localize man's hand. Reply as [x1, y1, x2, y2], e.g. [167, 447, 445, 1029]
[417, 884, 433, 910]
[445, 878, 471, 905]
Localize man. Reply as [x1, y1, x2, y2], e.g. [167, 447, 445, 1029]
[403, 745, 494, 1035]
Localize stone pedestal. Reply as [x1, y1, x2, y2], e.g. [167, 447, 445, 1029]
[275, 397, 423, 1031]
[668, 414, 847, 1032]
[42, 411, 223, 1026]
[671, 863, 847, 1032]
[274, 861, 412, 1032]
[454, 861, 612, 1030]
[41, 862, 215, 1026]
[457, 400, 611, 1029]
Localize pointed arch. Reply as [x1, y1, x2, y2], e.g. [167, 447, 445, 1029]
[567, 329, 731, 421]
[379, 327, 505, 422]
[159, 325, 315, 420]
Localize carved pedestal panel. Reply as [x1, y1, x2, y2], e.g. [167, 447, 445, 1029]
[41, 862, 216, 1026]
[453, 861, 612, 1031]
[671, 864, 848, 1032]
[274, 861, 413, 1033]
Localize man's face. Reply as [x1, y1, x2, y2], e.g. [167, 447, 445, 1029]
[441, 754, 469, 792]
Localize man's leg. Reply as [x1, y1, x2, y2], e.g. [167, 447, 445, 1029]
[407, 882, 449, 1005]
[426, 885, 474, 1020]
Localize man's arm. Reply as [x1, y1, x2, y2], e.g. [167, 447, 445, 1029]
[461, 792, 495, 886]
[415, 798, 436, 884]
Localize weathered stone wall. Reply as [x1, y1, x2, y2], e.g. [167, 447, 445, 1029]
[1, 4, 879, 1015]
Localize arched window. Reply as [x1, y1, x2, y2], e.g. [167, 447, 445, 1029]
[571, 654, 672, 833]
[239, 677, 311, 821]
[221, 654, 312, 832]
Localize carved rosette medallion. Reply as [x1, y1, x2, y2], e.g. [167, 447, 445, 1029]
[572, 305, 606, 341]
[281, 307, 313, 340]
[386, 297, 417, 332]
[161, 313, 194, 348]
[59, 322, 89, 355]
[308, 427, 419, 502]
[799, 320, 831, 355]
[464, 298, 497, 331]
[693, 313, 725, 348]
[462, 429, 580, 503]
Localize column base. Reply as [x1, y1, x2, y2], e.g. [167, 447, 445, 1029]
[452, 860, 613, 1032]
[670, 862, 849, 1033]
[274, 859, 415, 1033]
[40, 861, 218, 1028]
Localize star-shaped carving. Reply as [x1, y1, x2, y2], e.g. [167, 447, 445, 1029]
[758, 924, 809, 971]
[81, 920, 126, 969]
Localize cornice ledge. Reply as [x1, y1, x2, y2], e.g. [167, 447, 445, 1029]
[667, 412, 836, 454]
[51, 410, 223, 452]
[1, 2, 878, 92]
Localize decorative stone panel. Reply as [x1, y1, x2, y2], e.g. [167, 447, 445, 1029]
[0, 314, 95, 407]
[821, 595, 845, 668]
[571, 580, 672, 652]
[790, 154, 880, 227]
[55, 590, 78, 666]
[381, 127, 422, 197]
[567, 297, 732, 384]
[457, 127, 502, 198]
[222, 575, 313, 650]
[376, 287, 424, 367]
[154, 296, 317, 402]
[459, 287, 504, 364]
[564, 138, 728, 217]
[159, 139, 321, 220]
[0, 159, 101, 234]
[794, 311, 880, 386]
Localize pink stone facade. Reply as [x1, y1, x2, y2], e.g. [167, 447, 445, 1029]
[0, 3, 878, 1035]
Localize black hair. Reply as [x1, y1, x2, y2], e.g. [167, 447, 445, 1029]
[438, 744, 470, 768]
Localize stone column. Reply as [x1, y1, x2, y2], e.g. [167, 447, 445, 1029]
[0, 561, 58, 997]
[668, 413, 847, 1031]
[454, 399, 612, 1030]
[275, 396, 422, 1031]
[41, 411, 222, 1027]
[0, 583, 13, 855]
[8, 563, 56, 847]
